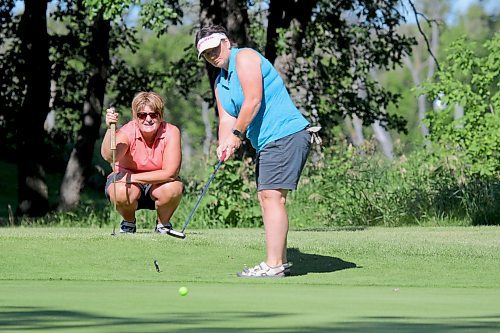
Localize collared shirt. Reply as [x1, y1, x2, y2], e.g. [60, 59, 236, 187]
[114, 121, 171, 173]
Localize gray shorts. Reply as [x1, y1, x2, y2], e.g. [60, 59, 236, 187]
[105, 175, 155, 210]
[256, 128, 311, 191]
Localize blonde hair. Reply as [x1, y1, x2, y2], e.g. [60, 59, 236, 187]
[131, 92, 164, 119]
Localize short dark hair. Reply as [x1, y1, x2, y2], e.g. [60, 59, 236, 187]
[195, 24, 230, 47]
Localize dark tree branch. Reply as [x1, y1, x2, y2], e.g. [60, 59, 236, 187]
[407, 0, 440, 71]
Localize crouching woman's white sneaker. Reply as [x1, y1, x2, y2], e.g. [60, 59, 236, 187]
[155, 222, 173, 234]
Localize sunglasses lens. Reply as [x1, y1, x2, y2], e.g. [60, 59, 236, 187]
[137, 112, 159, 120]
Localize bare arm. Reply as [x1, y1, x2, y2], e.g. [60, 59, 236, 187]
[217, 49, 262, 161]
[232, 49, 262, 133]
[215, 85, 237, 161]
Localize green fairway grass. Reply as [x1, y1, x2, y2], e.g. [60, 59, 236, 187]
[1, 227, 499, 332]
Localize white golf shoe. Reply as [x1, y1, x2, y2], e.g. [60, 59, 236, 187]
[237, 262, 287, 278]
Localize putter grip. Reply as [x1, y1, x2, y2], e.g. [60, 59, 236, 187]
[110, 123, 116, 150]
[109, 107, 116, 150]
[220, 150, 226, 161]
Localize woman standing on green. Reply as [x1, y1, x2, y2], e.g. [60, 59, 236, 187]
[196, 25, 311, 277]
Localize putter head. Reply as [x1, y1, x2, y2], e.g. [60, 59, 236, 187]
[166, 229, 186, 239]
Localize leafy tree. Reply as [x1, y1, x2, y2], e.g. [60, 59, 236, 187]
[382, 2, 498, 152]
[419, 35, 499, 176]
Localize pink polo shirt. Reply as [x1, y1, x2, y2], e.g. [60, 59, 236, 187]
[114, 121, 172, 173]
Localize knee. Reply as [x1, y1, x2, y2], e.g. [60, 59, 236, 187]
[153, 181, 183, 206]
[108, 183, 140, 206]
[258, 190, 286, 207]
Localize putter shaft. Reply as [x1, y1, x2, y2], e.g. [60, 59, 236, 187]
[180, 151, 226, 234]
[110, 107, 117, 235]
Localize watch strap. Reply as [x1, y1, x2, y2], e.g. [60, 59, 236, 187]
[232, 128, 245, 140]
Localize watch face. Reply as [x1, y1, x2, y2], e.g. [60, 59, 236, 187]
[232, 129, 244, 140]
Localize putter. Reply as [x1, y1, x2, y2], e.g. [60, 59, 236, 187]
[109, 106, 118, 236]
[166, 151, 226, 239]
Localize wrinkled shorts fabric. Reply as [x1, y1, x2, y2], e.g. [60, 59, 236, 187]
[256, 128, 311, 191]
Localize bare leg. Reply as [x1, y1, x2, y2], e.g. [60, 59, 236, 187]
[258, 189, 289, 267]
[151, 180, 184, 224]
[107, 183, 141, 222]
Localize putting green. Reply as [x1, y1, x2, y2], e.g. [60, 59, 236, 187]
[0, 281, 498, 332]
[0, 227, 499, 332]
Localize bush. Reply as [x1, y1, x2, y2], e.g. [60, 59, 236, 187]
[179, 157, 261, 228]
[288, 143, 499, 227]
[9, 142, 499, 228]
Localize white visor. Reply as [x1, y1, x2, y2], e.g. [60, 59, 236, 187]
[196, 33, 227, 59]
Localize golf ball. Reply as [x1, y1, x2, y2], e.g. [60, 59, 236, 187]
[178, 286, 188, 296]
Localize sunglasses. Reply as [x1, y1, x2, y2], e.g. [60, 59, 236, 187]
[137, 112, 160, 120]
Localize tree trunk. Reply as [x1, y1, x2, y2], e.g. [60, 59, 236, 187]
[265, 0, 317, 80]
[16, 0, 50, 217]
[372, 120, 394, 160]
[404, 2, 442, 140]
[58, 13, 110, 211]
[345, 115, 365, 146]
[419, 20, 439, 138]
[403, 54, 430, 138]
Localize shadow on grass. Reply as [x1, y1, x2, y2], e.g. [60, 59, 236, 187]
[287, 247, 358, 276]
[1, 306, 498, 332]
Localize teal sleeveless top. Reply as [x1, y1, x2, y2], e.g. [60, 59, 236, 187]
[216, 48, 309, 152]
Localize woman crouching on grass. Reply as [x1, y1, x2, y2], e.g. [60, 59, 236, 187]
[100, 91, 183, 234]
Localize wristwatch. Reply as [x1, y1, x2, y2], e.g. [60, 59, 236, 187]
[232, 128, 245, 140]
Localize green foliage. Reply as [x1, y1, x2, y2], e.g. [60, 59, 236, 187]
[82, 0, 182, 31]
[17, 203, 110, 228]
[83, 0, 127, 20]
[0, 1, 186, 170]
[183, 157, 261, 228]
[290, 144, 499, 227]
[139, 0, 182, 35]
[2, 143, 498, 227]
[378, 3, 498, 153]
[292, 0, 414, 143]
[0, 1, 23, 158]
[419, 35, 500, 176]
